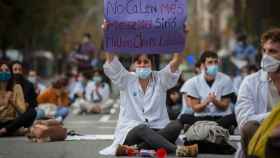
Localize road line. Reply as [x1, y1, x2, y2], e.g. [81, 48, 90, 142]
[99, 115, 111, 122]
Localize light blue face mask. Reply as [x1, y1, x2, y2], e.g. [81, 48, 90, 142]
[93, 76, 102, 83]
[135, 67, 152, 79]
[0, 72, 11, 81]
[206, 65, 219, 76]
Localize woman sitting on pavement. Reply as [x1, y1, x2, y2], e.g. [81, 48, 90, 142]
[36, 77, 70, 122]
[0, 61, 36, 136]
[100, 50, 198, 157]
[99, 19, 198, 156]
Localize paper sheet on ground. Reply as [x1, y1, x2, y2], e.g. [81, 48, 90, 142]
[66, 135, 114, 141]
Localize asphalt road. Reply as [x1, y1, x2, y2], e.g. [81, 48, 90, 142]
[0, 113, 236, 158]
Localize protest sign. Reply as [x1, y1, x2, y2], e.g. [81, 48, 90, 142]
[104, 0, 187, 54]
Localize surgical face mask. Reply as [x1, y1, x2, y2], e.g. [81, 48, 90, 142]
[0, 72, 11, 81]
[135, 67, 152, 79]
[28, 76, 36, 84]
[93, 76, 102, 83]
[206, 65, 219, 76]
[261, 54, 280, 73]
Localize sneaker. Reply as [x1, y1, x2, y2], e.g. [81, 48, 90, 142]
[176, 144, 198, 157]
[115, 144, 138, 156]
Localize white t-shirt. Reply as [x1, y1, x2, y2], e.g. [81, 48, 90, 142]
[185, 72, 234, 117]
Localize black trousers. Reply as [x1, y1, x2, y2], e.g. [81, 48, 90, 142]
[179, 113, 237, 131]
[179, 113, 237, 154]
[0, 108, 36, 135]
[123, 121, 183, 153]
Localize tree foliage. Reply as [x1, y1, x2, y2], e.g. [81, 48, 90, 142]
[0, 0, 88, 54]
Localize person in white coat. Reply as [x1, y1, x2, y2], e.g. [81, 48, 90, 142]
[99, 51, 200, 157]
[235, 28, 280, 158]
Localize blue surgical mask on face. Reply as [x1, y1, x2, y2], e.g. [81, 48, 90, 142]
[0, 72, 11, 81]
[206, 65, 219, 76]
[93, 76, 102, 83]
[135, 67, 152, 79]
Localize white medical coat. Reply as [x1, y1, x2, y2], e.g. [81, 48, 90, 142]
[99, 57, 180, 155]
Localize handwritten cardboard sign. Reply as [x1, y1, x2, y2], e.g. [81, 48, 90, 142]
[104, 0, 187, 54]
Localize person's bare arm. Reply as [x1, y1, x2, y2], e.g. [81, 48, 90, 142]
[187, 96, 209, 112]
[212, 97, 231, 110]
[208, 92, 231, 110]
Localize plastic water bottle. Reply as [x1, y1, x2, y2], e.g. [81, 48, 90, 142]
[139, 149, 156, 157]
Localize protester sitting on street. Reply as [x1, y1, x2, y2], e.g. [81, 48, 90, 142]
[99, 21, 199, 156]
[0, 61, 36, 136]
[36, 78, 70, 122]
[27, 69, 46, 95]
[72, 69, 113, 114]
[235, 28, 280, 158]
[178, 51, 237, 154]
[68, 72, 88, 103]
[100, 51, 199, 157]
[179, 51, 237, 131]
[247, 102, 280, 158]
[166, 75, 184, 120]
[10, 61, 38, 109]
[85, 69, 113, 113]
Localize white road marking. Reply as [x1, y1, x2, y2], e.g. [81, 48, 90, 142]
[99, 115, 111, 122]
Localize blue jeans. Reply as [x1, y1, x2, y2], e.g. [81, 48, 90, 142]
[36, 107, 69, 120]
[55, 107, 69, 120]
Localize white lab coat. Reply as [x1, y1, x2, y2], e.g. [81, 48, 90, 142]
[235, 70, 270, 158]
[235, 70, 270, 130]
[69, 81, 86, 100]
[99, 57, 180, 155]
[184, 72, 234, 117]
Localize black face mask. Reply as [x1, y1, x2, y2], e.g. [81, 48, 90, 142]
[13, 74, 25, 84]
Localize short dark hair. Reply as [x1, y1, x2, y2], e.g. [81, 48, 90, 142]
[10, 60, 22, 67]
[132, 54, 154, 64]
[199, 51, 218, 63]
[195, 60, 201, 68]
[237, 33, 247, 42]
[52, 77, 68, 89]
[261, 28, 280, 46]
[0, 60, 10, 68]
[83, 33, 91, 39]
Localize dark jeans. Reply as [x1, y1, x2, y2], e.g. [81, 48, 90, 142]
[167, 104, 182, 120]
[0, 108, 37, 135]
[123, 121, 183, 153]
[179, 113, 237, 154]
[179, 113, 237, 132]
